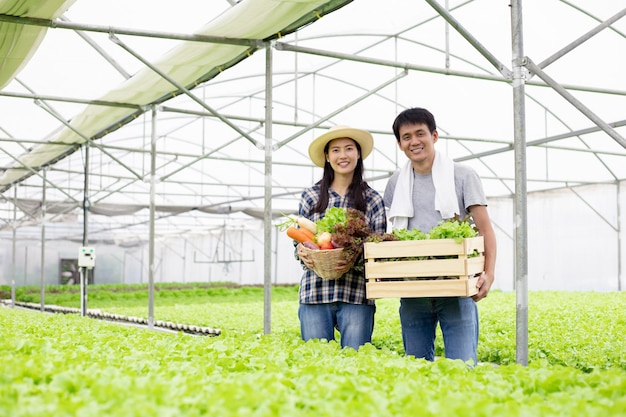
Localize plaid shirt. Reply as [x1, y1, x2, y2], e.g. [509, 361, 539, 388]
[297, 184, 387, 305]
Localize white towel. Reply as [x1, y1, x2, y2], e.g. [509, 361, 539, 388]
[432, 151, 459, 220]
[388, 160, 413, 230]
[388, 152, 459, 230]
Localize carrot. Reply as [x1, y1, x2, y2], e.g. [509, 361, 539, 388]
[298, 227, 315, 241]
[286, 227, 313, 243]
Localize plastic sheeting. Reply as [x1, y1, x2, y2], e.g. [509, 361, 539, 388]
[0, 0, 77, 89]
[0, 0, 352, 188]
[7, 197, 294, 221]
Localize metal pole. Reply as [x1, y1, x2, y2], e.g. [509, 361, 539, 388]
[148, 105, 157, 327]
[525, 59, 626, 150]
[511, 0, 529, 366]
[183, 239, 187, 284]
[264, 42, 274, 335]
[81, 140, 90, 316]
[40, 168, 46, 312]
[618, 183, 623, 291]
[24, 247, 27, 286]
[274, 42, 626, 96]
[274, 70, 407, 149]
[425, 0, 511, 77]
[0, 14, 259, 47]
[444, 0, 450, 70]
[109, 34, 260, 148]
[537, 8, 626, 70]
[273, 227, 279, 285]
[11, 187, 16, 307]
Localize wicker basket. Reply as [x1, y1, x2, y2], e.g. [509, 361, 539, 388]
[300, 246, 358, 280]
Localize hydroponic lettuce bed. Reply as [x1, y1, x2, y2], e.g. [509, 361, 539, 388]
[1, 285, 625, 416]
[1, 299, 221, 336]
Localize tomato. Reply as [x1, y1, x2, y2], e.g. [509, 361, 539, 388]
[319, 241, 334, 250]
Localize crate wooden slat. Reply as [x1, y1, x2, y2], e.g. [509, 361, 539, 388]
[365, 256, 485, 279]
[366, 276, 480, 299]
[364, 236, 484, 299]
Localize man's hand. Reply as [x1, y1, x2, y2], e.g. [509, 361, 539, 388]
[472, 271, 494, 302]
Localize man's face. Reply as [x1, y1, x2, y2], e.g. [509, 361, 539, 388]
[397, 122, 438, 166]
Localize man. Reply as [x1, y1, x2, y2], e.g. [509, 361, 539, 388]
[384, 107, 496, 365]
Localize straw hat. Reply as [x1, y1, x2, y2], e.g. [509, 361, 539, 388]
[308, 125, 374, 167]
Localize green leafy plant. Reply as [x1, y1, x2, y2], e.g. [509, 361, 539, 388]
[428, 218, 477, 242]
[1, 289, 625, 417]
[367, 217, 477, 244]
[315, 206, 348, 234]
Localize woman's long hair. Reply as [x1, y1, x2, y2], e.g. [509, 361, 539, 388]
[313, 140, 368, 213]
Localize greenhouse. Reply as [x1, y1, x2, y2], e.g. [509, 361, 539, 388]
[1, 0, 624, 290]
[1, 0, 625, 415]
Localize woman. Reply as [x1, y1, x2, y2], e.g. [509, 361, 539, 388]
[296, 125, 387, 350]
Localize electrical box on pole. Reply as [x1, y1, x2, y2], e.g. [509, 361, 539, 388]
[78, 247, 95, 316]
[78, 247, 96, 269]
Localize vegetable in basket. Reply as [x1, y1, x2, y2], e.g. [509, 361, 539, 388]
[278, 207, 370, 256]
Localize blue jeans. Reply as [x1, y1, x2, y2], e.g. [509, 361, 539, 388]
[399, 297, 478, 364]
[298, 302, 375, 350]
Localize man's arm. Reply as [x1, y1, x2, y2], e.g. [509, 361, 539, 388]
[468, 205, 496, 302]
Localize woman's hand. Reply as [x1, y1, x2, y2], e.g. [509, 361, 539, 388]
[296, 243, 315, 269]
[333, 258, 352, 275]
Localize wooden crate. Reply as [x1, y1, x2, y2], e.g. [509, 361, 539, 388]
[364, 236, 484, 299]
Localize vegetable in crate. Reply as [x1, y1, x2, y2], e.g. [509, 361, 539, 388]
[427, 216, 478, 241]
[365, 232, 399, 243]
[366, 216, 477, 242]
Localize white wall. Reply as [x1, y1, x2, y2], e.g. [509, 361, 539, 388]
[487, 181, 624, 292]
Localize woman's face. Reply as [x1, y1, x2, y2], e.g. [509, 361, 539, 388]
[326, 137, 360, 174]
